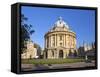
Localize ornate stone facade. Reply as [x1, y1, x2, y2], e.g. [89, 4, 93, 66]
[21, 40, 37, 59]
[44, 17, 77, 59]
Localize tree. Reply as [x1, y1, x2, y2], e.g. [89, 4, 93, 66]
[21, 14, 35, 53]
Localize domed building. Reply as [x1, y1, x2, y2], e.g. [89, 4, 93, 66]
[44, 17, 77, 59]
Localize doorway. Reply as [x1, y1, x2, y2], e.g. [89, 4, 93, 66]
[59, 50, 63, 58]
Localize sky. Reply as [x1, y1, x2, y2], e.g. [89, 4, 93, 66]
[21, 6, 95, 49]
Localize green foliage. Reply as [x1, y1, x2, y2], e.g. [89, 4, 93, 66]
[21, 14, 35, 53]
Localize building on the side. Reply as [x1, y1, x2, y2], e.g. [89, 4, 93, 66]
[21, 40, 37, 59]
[78, 42, 95, 58]
[44, 17, 77, 59]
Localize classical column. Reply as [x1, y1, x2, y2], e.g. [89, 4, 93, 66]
[66, 34, 67, 48]
[56, 34, 57, 46]
[73, 36, 75, 48]
[47, 37, 48, 48]
[63, 34, 64, 46]
[46, 38, 48, 48]
[52, 36, 53, 48]
[48, 36, 50, 48]
[72, 36, 73, 48]
[65, 34, 66, 47]
[74, 37, 76, 48]
[45, 38, 46, 48]
[63, 34, 65, 47]
[69, 35, 71, 48]
[50, 35, 52, 47]
[71, 36, 73, 48]
[70, 36, 71, 48]
[54, 34, 56, 47]
[51, 35, 52, 47]
[55, 34, 56, 47]
[50, 35, 51, 48]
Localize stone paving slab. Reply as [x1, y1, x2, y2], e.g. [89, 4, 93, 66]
[21, 62, 95, 71]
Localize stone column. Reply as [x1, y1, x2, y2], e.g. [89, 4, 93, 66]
[66, 35, 68, 48]
[72, 36, 74, 48]
[51, 35, 52, 47]
[52, 35, 54, 47]
[54, 34, 56, 47]
[74, 37, 76, 48]
[50, 35, 51, 48]
[65, 34, 66, 47]
[46, 38, 48, 48]
[64, 34, 65, 47]
[70, 35, 71, 48]
[63, 34, 64, 46]
[45, 38, 47, 48]
[63, 34, 65, 47]
[63, 51, 66, 58]
[56, 34, 58, 46]
[68, 35, 70, 48]
[48, 36, 50, 48]
[44, 38, 46, 48]
[47, 37, 49, 48]
[56, 49, 59, 59]
[71, 35, 73, 48]
[64, 34, 66, 47]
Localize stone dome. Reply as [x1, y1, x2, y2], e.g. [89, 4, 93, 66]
[49, 17, 71, 32]
[44, 17, 77, 59]
[54, 17, 69, 28]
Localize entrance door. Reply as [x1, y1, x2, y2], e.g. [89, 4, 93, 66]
[59, 50, 63, 58]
